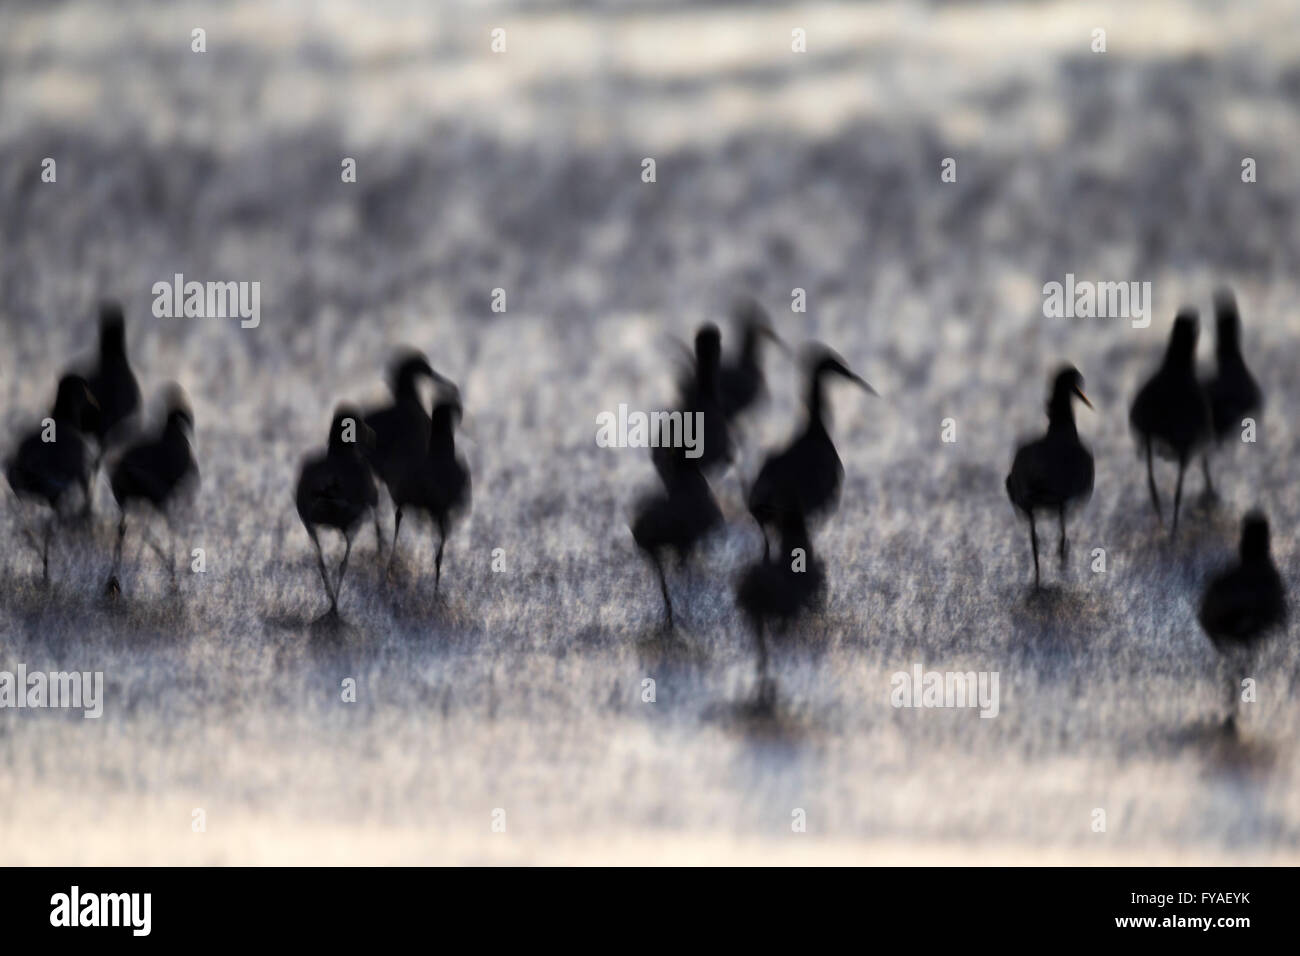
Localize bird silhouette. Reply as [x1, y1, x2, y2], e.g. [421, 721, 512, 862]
[1129, 309, 1212, 533]
[1200, 289, 1262, 498]
[1198, 511, 1286, 732]
[362, 349, 437, 553]
[672, 323, 733, 475]
[388, 383, 471, 592]
[719, 298, 783, 421]
[104, 386, 200, 596]
[735, 509, 824, 705]
[4, 375, 99, 581]
[83, 301, 143, 459]
[747, 345, 876, 556]
[295, 405, 378, 615]
[631, 428, 723, 628]
[1005, 366, 1095, 588]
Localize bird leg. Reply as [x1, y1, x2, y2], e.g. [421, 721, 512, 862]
[41, 518, 52, 582]
[1172, 453, 1187, 535]
[1201, 454, 1218, 502]
[104, 514, 126, 596]
[433, 518, 447, 594]
[387, 507, 404, 576]
[1057, 505, 1068, 565]
[651, 553, 673, 629]
[1028, 513, 1041, 589]
[308, 528, 336, 611]
[1145, 437, 1162, 524]
[335, 531, 354, 606]
[755, 622, 771, 699]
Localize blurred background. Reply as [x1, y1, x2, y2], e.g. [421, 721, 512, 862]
[2, 0, 1299, 863]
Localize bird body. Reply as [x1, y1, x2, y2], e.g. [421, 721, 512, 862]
[295, 406, 377, 614]
[718, 299, 780, 420]
[6, 376, 98, 515]
[631, 439, 723, 627]
[748, 348, 875, 547]
[673, 324, 733, 475]
[1199, 513, 1286, 652]
[1198, 512, 1286, 729]
[735, 510, 824, 703]
[104, 389, 200, 596]
[388, 393, 471, 591]
[85, 302, 142, 450]
[1129, 310, 1211, 531]
[363, 351, 434, 494]
[1006, 366, 1094, 588]
[5, 375, 99, 580]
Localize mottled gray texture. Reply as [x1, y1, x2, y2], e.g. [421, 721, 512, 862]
[1, 0, 1298, 863]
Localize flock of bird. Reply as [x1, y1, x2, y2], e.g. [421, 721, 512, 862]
[630, 297, 875, 705]
[1006, 288, 1285, 729]
[4, 303, 198, 597]
[0, 290, 1289, 725]
[295, 349, 470, 615]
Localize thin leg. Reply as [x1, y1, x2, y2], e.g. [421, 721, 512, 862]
[111, 514, 126, 575]
[1201, 454, 1217, 501]
[41, 519, 52, 582]
[1172, 453, 1187, 535]
[433, 519, 446, 593]
[387, 507, 404, 574]
[308, 527, 336, 611]
[1029, 512, 1040, 589]
[1057, 505, 1067, 564]
[652, 553, 673, 628]
[373, 508, 384, 558]
[1145, 437, 1162, 523]
[335, 532, 354, 605]
[756, 622, 770, 692]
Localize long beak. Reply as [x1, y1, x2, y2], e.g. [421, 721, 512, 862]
[1074, 386, 1094, 410]
[844, 370, 879, 396]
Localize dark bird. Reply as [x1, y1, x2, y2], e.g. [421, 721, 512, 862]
[83, 301, 143, 457]
[388, 383, 471, 592]
[718, 298, 783, 421]
[672, 323, 734, 475]
[4, 375, 99, 580]
[1200, 289, 1262, 497]
[1005, 366, 1095, 589]
[747, 346, 876, 556]
[104, 386, 200, 597]
[1129, 309, 1212, 533]
[1198, 511, 1286, 731]
[735, 509, 824, 705]
[362, 349, 437, 552]
[631, 429, 723, 628]
[295, 405, 378, 615]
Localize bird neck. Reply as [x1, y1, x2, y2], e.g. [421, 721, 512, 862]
[740, 325, 762, 366]
[1046, 396, 1078, 439]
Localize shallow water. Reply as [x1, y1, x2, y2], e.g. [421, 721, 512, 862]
[2, 0, 1299, 864]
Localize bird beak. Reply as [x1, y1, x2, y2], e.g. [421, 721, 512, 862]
[1074, 386, 1093, 410]
[845, 368, 879, 396]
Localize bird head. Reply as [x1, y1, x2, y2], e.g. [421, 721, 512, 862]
[99, 301, 127, 357]
[160, 384, 195, 436]
[694, 323, 722, 369]
[807, 345, 878, 396]
[387, 348, 435, 396]
[1212, 288, 1241, 353]
[1166, 308, 1199, 364]
[1051, 365, 1092, 410]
